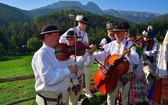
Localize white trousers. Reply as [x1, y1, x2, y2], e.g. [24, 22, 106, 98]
[68, 78, 83, 105]
[84, 66, 93, 98]
[107, 81, 131, 105]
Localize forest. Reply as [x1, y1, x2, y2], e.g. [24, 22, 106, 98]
[0, 10, 168, 57]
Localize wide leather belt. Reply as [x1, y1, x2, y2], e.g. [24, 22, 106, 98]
[36, 92, 62, 105]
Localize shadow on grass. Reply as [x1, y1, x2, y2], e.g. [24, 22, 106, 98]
[0, 53, 34, 61]
[0, 56, 23, 61]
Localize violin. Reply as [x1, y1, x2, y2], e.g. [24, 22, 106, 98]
[55, 41, 90, 61]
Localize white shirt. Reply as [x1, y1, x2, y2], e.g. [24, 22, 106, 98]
[143, 38, 158, 69]
[98, 35, 115, 68]
[31, 44, 71, 94]
[156, 43, 168, 76]
[99, 35, 115, 47]
[59, 26, 89, 44]
[59, 52, 90, 79]
[93, 38, 139, 66]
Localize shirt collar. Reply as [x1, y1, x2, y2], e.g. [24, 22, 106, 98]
[42, 44, 55, 53]
[108, 35, 115, 40]
[116, 38, 127, 46]
[122, 38, 127, 44]
[76, 26, 84, 32]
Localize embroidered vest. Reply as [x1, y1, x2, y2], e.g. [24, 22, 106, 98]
[146, 39, 155, 63]
[105, 36, 112, 44]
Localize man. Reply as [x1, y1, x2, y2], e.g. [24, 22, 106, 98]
[61, 30, 96, 105]
[59, 15, 89, 44]
[141, 25, 158, 88]
[98, 21, 116, 69]
[127, 34, 149, 104]
[59, 15, 93, 98]
[99, 21, 116, 47]
[31, 25, 78, 105]
[156, 30, 168, 76]
[92, 24, 139, 105]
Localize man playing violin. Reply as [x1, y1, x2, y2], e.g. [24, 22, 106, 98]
[31, 25, 78, 105]
[92, 23, 139, 105]
[60, 15, 93, 98]
[141, 25, 159, 90]
[59, 30, 96, 105]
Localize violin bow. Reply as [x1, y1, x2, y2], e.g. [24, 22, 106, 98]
[69, 14, 77, 77]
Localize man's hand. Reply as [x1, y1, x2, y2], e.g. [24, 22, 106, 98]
[87, 44, 97, 55]
[124, 49, 131, 57]
[69, 64, 78, 74]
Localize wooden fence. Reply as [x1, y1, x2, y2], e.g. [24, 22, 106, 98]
[0, 74, 35, 105]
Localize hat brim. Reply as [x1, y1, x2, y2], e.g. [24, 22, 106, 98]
[143, 35, 154, 38]
[112, 29, 125, 32]
[65, 35, 82, 38]
[80, 21, 89, 25]
[40, 30, 59, 35]
[107, 28, 113, 30]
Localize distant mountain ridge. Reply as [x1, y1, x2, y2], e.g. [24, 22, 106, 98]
[0, 1, 166, 24]
[0, 3, 31, 25]
[104, 9, 160, 23]
[29, 1, 161, 24]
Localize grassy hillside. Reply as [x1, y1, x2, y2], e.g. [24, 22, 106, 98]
[0, 55, 106, 105]
[0, 55, 35, 105]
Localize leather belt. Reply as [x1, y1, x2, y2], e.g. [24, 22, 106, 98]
[36, 92, 62, 105]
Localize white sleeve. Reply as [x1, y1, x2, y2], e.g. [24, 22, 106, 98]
[144, 38, 158, 56]
[93, 48, 110, 62]
[75, 52, 90, 67]
[33, 53, 70, 86]
[125, 46, 139, 65]
[82, 32, 89, 44]
[84, 55, 95, 67]
[100, 38, 107, 47]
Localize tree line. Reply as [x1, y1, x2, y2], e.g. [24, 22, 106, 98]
[0, 10, 167, 57]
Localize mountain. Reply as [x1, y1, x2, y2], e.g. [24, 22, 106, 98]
[0, 1, 163, 24]
[104, 9, 160, 24]
[28, 1, 161, 24]
[155, 13, 168, 21]
[0, 3, 31, 25]
[29, 1, 103, 18]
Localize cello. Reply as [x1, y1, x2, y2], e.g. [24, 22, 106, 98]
[94, 37, 141, 94]
[93, 54, 129, 94]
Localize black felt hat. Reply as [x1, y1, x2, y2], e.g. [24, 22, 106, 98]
[65, 30, 81, 38]
[142, 30, 154, 38]
[40, 24, 59, 35]
[106, 21, 115, 30]
[120, 21, 130, 32]
[112, 25, 125, 32]
[76, 15, 89, 25]
[142, 25, 155, 38]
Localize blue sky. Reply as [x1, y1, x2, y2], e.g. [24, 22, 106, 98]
[0, 0, 167, 14]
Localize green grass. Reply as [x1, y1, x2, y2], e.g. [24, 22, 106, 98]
[0, 55, 35, 105]
[0, 55, 33, 78]
[0, 55, 106, 105]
